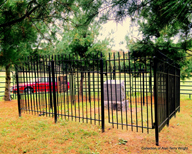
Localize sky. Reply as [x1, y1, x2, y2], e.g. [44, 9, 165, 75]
[97, 18, 140, 51]
[98, 18, 182, 52]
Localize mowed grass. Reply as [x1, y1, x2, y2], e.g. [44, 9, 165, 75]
[0, 96, 192, 154]
[19, 92, 155, 129]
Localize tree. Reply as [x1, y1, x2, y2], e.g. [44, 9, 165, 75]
[104, 0, 192, 79]
[0, 0, 39, 100]
[69, 24, 110, 95]
[51, 22, 111, 95]
[36, 3, 112, 96]
[0, 0, 103, 101]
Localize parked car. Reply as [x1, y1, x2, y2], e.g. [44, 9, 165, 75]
[12, 77, 70, 94]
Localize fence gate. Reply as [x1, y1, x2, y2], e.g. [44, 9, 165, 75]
[16, 51, 180, 145]
[103, 52, 155, 134]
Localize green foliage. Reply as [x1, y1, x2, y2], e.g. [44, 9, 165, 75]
[45, 21, 111, 69]
[111, 0, 192, 79]
[0, 0, 104, 68]
[118, 138, 127, 145]
[68, 25, 110, 58]
[0, 0, 38, 67]
[0, 0, 105, 99]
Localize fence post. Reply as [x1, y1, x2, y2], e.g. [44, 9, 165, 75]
[11, 71, 14, 99]
[51, 59, 57, 123]
[174, 65, 176, 117]
[154, 55, 159, 146]
[166, 61, 169, 126]
[113, 66, 115, 80]
[100, 53, 105, 132]
[178, 69, 180, 112]
[143, 66, 145, 105]
[15, 65, 21, 117]
[48, 64, 53, 109]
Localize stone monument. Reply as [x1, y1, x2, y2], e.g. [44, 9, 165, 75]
[104, 80, 128, 111]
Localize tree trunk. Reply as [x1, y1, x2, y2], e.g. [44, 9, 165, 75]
[4, 64, 11, 101]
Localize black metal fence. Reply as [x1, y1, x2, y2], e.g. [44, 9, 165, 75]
[154, 51, 180, 145]
[15, 51, 180, 145]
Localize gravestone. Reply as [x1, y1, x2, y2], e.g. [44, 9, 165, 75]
[104, 80, 128, 111]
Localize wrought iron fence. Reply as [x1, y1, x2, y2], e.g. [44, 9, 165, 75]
[154, 51, 180, 145]
[15, 51, 180, 145]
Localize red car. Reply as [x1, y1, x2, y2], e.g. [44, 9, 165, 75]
[12, 77, 70, 94]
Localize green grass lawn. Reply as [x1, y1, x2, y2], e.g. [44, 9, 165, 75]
[19, 91, 155, 130]
[0, 71, 191, 153]
[0, 95, 191, 154]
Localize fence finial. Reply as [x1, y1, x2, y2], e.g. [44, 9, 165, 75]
[100, 52, 103, 58]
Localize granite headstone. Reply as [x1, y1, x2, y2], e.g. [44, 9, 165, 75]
[104, 80, 128, 111]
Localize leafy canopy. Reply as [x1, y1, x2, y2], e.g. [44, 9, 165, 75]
[0, 0, 103, 67]
[104, 0, 192, 79]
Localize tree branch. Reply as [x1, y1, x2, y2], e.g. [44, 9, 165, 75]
[0, 0, 7, 8]
[0, 5, 40, 28]
[32, 22, 52, 43]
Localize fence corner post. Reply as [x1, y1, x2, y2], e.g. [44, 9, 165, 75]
[15, 65, 21, 117]
[100, 53, 105, 132]
[51, 59, 57, 123]
[153, 55, 159, 146]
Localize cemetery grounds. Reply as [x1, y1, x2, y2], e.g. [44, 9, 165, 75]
[0, 97, 191, 154]
[0, 72, 191, 153]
